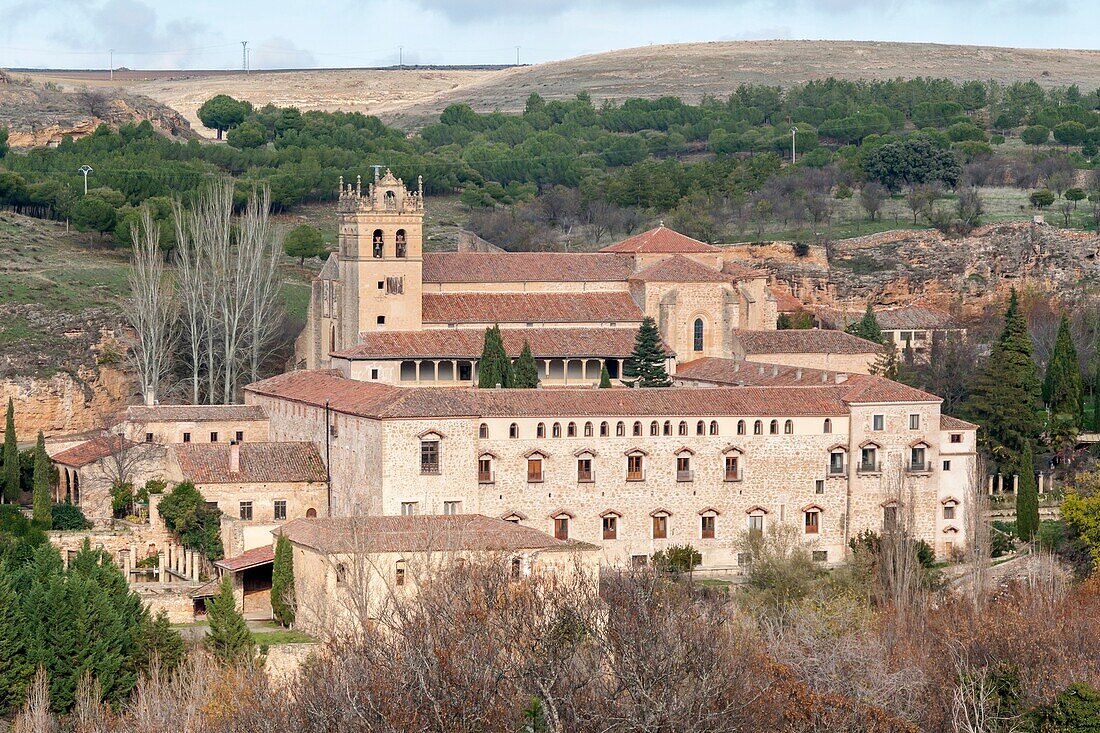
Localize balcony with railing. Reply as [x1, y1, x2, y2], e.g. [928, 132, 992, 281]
[626, 469, 646, 482]
[577, 468, 595, 483]
[724, 467, 743, 482]
[857, 460, 882, 475]
[420, 462, 441, 476]
[827, 462, 846, 477]
[676, 469, 694, 482]
[527, 469, 544, 483]
[478, 469, 495, 484]
[906, 461, 933, 474]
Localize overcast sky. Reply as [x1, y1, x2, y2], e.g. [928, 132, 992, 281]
[0, 0, 1096, 70]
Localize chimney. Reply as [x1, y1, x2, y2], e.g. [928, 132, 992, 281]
[771, 365, 779, 377]
[757, 365, 765, 375]
[795, 369, 802, 381]
[229, 440, 240, 475]
[835, 373, 849, 384]
[820, 372, 828, 383]
[144, 386, 155, 407]
[733, 363, 740, 373]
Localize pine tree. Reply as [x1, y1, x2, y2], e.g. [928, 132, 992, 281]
[3, 399, 18, 504]
[870, 342, 900, 380]
[1044, 313, 1083, 427]
[477, 326, 513, 388]
[513, 340, 539, 388]
[270, 535, 295, 628]
[846, 302, 884, 344]
[205, 575, 254, 665]
[599, 364, 612, 388]
[0, 578, 31, 713]
[31, 432, 51, 530]
[623, 317, 672, 388]
[1016, 442, 1039, 541]
[964, 289, 1043, 462]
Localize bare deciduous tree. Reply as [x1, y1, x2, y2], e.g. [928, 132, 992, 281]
[126, 207, 176, 405]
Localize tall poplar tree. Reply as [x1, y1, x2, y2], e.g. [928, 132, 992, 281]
[477, 326, 513, 388]
[1016, 442, 1039, 542]
[205, 575, 254, 665]
[623, 317, 672, 388]
[31, 432, 51, 530]
[1044, 313, 1083, 426]
[270, 534, 295, 628]
[513, 341, 539, 388]
[964, 289, 1042, 462]
[3, 399, 18, 504]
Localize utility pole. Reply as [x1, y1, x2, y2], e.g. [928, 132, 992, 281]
[78, 165, 93, 195]
[109, 49, 114, 81]
[398, 46, 403, 67]
[516, 46, 520, 65]
[370, 164, 384, 181]
[790, 127, 798, 164]
[241, 41, 249, 73]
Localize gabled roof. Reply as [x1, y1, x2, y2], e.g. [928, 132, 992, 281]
[837, 374, 941, 405]
[770, 287, 805, 313]
[276, 514, 590, 554]
[52, 436, 136, 468]
[214, 545, 275, 573]
[940, 414, 979, 431]
[422, 292, 644, 324]
[173, 442, 327, 484]
[676, 357, 833, 386]
[125, 404, 267, 423]
[335, 327, 656, 360]
[733, 329, 883, 356]
[816, 303, 959, 331]
[600, 226, 721, 254]
[422, 252, 634, 283]
[318, 253, 339, 280]
[628, 255, 736, 284]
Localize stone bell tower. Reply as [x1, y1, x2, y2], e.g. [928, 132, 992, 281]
[334, 169, 425, 350]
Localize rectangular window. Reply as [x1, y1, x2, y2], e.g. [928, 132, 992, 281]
[652, 515, 668, 539]
[804, 511, 819, 534]
[829, 452, 845, 474]
[400, 501, 418, 516]
[701, 515, 715, 539]
[737, 552, 752, 566]
[554, 517, 569, 540]
[478, 457, 493, 483]
[943, 460, 952, 471]
[370, 369, 379, 380]
[627, 454, 644, 481]
[443, 501, 460, 515]
[239, 501, 253, 521]
[909, 414, 920, 430]
[144, 432, 153, 443]
[210, 432, 218, 443]
[676, 456, 692, 482]
[182, 432, 191, 443]
[577, 458, 593, 482]
[860, 447, 878, 473]
[812, 550, 828, 563]
[950, 433, 963, 444]
[814, 479, 825, 495]
[943, 504, 956, 520]
[527, 457, 543, 483]
[235, 430, 244, 442]
[747, 514, 764, 534]
[910, 447, 927, 472]
[273, 500, 287, 521]
[420, 440, 440, 474]
[602, 515, 617, 540]
[395, 560, 406, 586]
[724, 455, 740, 481]
[872, 414, 884, 431]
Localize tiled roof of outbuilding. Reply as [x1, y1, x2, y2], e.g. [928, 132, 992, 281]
[940, 414, 979, 431]
[422, 292, 644, 324]
[173, 442, 327, 484]
[422, 252, 635, 283]
[629, 255, 736, 283]
[276, 514, 590, 554]
[676, 358, 832, 386]
[125, 404, 267, 423]
[214, 545, 275, 572]
[599, 226, 721, 254]
[335, 327, 658, 360]
[51, 436, 136, 468]
[733, 329, 883, 355]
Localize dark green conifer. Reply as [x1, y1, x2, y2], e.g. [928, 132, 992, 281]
[31, 432, 51, 530]
[623, 316, 672, 388]
[1015, 442, 1039, 542]
[0, 578, 31, 713]
[513, 340, 539, 388]
[3, 399, 18, 504]
[846, 302, 884, 344]
[599, 364, 612, 388]
[477, 325, 513, 388]
[271, 535, 295, 628]
[1044, 313, 1083, 427]
[205, 575, 255, 665]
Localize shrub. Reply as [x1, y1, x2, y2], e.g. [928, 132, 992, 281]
[50, 503, 90, 531]
[1030, 189, 1056, 209]
[651, 544, 701, 574]
[157, 481, 224, 560]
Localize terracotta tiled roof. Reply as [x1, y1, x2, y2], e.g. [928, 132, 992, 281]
[52, 436, 136, 468]
[816, 304, 959, 331]
[600, 226, 720, 254]
[214, 545, 275, 572]
[335, 327, 657, 360]
[245, 370, 853, 419]
[676, 357, 833, 386]
[277, 514, 589, 554]
[173, 442, 327, 484]
[837, 374, 942, 404]
[722, 262, 768, 280]
[770, 287, 805, 313]
[422, 252, 634, 283]
[940, 414, 979, 431]
[733, 329, 883, 355]
[422, 292, 644, 324]
[125, 404, 267, 423]
[628, 255, 735, 283]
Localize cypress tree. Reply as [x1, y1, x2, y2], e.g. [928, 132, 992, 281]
[477, 326, 513, 388]
[1044, 313, 1083, 426]
[599, 364, 612, 388]
[1094, 356, 1100, 431]
[1016, 442, 1039, 542]
[205, 575, 254, 665]
[513, 340, 539, 388]
[31, 432, 51, 530]
[270, 535, 295, 628]
[0, 578, 31, 713]
[623, 316, 672, 388]
[3, 399, 18, 504]
[846, 302, 884, 344]
[964, 289, 1043, 461]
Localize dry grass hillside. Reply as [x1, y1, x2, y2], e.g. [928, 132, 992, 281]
[19, 40, 1100, 134]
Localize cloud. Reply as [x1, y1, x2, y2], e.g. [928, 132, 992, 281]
[252, 37, 316, 69]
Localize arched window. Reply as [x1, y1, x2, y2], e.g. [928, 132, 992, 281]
[478, 423, 488, 439]
[678, 420, 688, 436]
[693, 318, 704, 352]
[633, 421, 642, 437]
[754, 420, 763, 435]
[384, 190, 397, 210]
[617, 421, 626, 437]
[395, 229, 407, 258]
[567, 422, 577, 437]
[696, 420, 706, 436]
[737, 420, 746, 435]
[600, 421, 610, 437]
[823, 418, 832, 434]
[536, 422, 546, 438]
[784, 419, 794, 435]
[372, 229, 383, 258]
[584, 421, 593, 437]
[650, 421, 660, 436]
[663, 421, 672, 436]
[709, 420, 719, 436]
[552, 423, 562, 438]
[769, 420, 779, 435]
[509, 423, 519, 439]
